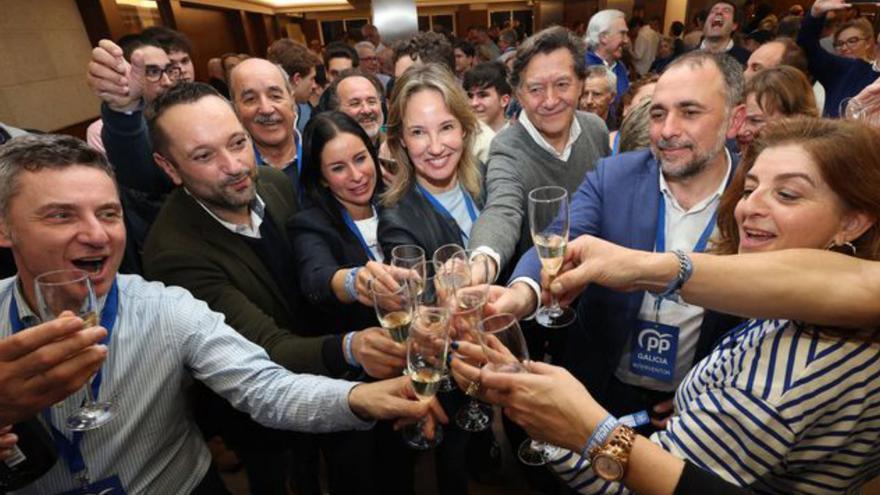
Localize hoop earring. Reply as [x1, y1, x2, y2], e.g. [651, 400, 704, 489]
[843, 241, 857, 255]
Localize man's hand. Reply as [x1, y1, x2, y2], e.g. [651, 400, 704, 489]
[347, 375, 449, 427]
[86, 39, 145, 112]
[484, 283, 536, 320]
[350, 327, 406, 379]
[810, 0, 857, 17]
[0, 425, 17, 461]
[0, 314, 108, 425]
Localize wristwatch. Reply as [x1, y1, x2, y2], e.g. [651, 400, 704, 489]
[589, 424, 636, 481]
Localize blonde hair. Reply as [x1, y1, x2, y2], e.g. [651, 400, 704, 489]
[381, 63, 481, 206]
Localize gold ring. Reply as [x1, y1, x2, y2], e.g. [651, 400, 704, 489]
[465, 379, 481, 397]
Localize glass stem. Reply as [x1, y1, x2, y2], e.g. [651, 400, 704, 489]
[547, 274, 562, 311]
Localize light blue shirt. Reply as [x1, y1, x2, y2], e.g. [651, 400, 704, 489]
[435, 186, 480, 244]
[4, 275, 371, 494]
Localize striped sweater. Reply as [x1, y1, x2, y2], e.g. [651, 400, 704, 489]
[552, 319, 880, 494]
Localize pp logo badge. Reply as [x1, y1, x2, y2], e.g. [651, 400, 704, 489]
[629, 322, 680, 383]
[638, 328, 672, 354]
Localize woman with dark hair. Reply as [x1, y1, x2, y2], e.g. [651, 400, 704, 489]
[289, 111, 403, 371]
[289, 111, 416, 495]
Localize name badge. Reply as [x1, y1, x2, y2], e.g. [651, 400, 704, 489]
[59, 475, 126, 495]
[630, 321, 679, 383]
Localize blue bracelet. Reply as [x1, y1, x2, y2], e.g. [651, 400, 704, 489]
[343, 331, 361, 368]
[575, 414, 618, 470]
[345, 267, 361, 301]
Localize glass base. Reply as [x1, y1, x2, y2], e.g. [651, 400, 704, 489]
[455, 401, 491, 432]
[66, 402, 116, 431]
[402, 422, 443, 450]
[535, 306, 576, 328]
[517, 439, 557, 466]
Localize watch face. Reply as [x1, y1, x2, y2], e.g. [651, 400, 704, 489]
[594, 453, 624, 481]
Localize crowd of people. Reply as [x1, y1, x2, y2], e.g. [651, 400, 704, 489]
[2, 0, 880, 493]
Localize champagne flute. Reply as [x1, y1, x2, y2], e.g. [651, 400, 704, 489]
[528, 186, 576, 328]
[391, 245, 427, 300]
[478, 313, 561, 465]
[453, 251, 492, 430]
[369, 272, 413, 344]
[840, 97, 880, 127]
[432, 244, 469, 299]
[402, 305, 451, 450]
[34, 269, 116, 431]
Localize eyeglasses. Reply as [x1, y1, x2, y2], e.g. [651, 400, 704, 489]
[833, 36, 870, 49]
[144, 64, 182, 82]
[361, 56, 378, 62]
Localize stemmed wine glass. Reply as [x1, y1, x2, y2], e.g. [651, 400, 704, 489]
[402, 305, 451, 450]
[369, 271, 414, 344]
[34, 269, 116, 431]
[528, 186, 576, 328]
[391, 244, 427, 301]
[840, 97, 880, 127]
[478, 313, 560, 465]
[453, 251, 492, 432]
[432, 244, 469, 392]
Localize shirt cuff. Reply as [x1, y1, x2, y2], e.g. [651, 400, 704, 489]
[471, 245, 501, 283]
[509, 277, 541, 321]
[337, 380, 377, 431]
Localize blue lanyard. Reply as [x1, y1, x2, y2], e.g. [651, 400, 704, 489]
[654, 165, 735, 253]
[9, 279, 119, 481]
[415, 183, 478, 244]
[342, 209, 377, 261]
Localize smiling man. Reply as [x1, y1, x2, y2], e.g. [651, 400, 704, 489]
[464, 61, 512, 132]
[0, 133, 434, 494]
[326, 70, 385, 150]
[468, 26, 610, 283]
[229, 58, 301, 186]
[498, 52, 746, 443]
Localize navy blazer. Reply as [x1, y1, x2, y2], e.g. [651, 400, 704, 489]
[510, 149, 742, 400]
[288, 205, 379, 334]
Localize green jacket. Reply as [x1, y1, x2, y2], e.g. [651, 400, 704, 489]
[143, 167, 349, 377]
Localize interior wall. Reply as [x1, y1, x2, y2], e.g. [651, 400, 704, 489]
[564, 0, 600, 28]
[172, 3, 242, 80]
[0, 0, 100, 133]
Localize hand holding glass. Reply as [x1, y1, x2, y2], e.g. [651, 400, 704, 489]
[528, 186, 576, 328]
[403, 306, 451, 449]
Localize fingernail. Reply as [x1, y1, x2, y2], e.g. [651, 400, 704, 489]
[446, 353, 452, 365]
[450, 340, 459, 350]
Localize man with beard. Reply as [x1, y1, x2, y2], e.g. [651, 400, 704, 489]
[142, 82, 412, 494]
[699, 2, 750, 65]
[493, 51, 746, 437]
[326, 70, 385, 150]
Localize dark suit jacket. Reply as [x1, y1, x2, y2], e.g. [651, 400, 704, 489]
[143, 167, 349, 377]
[288, 205, 379, 334]
[511, 149, 742, 403]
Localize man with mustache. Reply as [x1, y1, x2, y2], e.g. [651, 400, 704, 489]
[493, 51, 746, 439]
[141, 81, 402, 493]
[326, 70, 386, 151]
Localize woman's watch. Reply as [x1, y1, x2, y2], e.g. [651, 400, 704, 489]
[589, 424, 637, 482]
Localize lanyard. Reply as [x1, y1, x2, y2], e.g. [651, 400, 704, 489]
[342, 208, 377, 261]
[415, 183, 478, 244]
[9, 279, 119, 484]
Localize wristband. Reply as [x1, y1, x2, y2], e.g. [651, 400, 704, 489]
[656, 249, 693, 301]
[345, 267, 361, 301]
[574, 414, 618, 471]
[343, 331, 361, 368]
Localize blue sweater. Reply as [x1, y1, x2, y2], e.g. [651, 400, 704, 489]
[798, 12, 878, 117]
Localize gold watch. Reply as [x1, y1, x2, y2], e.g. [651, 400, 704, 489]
[589, 424, 636, 482]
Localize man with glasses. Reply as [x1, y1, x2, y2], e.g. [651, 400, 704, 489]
[355, 41, 391, 89]
[798, 0, 879, 116]
[327, 69, 386, 150]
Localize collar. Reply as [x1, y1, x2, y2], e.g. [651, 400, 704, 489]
[658, 147, 732, 214]
[186, 190, 267, 239]
[700, 38, 734, 53]
[518, 110, 582, 161]
[254, 128, 300, 169]
[588, 50, 618, 70]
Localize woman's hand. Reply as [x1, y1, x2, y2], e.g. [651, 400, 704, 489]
[810, 0, 855, 17]
[354, 261, 401, 306]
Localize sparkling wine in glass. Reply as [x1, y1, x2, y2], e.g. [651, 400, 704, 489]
[528, 186, 576, 328]
[453, 251, 492, 430]
[403, 306, 451, 450]
[369, 273, 413, 344]
[34, 269, 116, 431]
[478, 313, 561, 465]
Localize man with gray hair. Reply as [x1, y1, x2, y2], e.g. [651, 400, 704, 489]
[497, 52, 746, 447]
[585, 9, 630, 100]
[579, 65, 618, 124]
[354, 40, 391, 88]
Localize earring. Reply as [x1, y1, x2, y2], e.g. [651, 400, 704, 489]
[843, 241, 857, 255]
